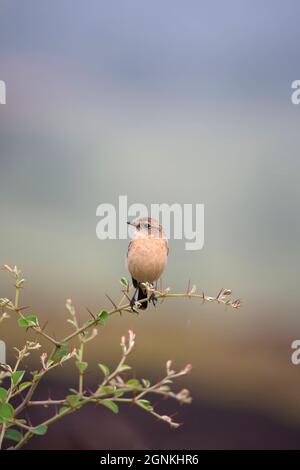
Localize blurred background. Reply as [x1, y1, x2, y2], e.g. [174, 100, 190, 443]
[1, 0, 300, 449]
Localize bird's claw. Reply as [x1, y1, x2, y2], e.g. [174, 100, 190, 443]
[149, 292, 158, 307]
[129, 295, 139, 313]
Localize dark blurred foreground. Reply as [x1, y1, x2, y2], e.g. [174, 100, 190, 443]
[23, 381, 300, 450]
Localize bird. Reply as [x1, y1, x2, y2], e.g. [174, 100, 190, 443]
[127, 217, 168, 309]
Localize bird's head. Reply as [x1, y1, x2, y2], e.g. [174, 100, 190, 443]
[127, 217, 165, 239]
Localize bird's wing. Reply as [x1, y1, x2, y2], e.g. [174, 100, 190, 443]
[127, 241, 133, 257]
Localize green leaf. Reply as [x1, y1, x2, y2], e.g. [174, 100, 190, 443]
[66, 394, 81, 408]
[98, 363, 110, 377]
[11, 370, 25, 386]
[31, 424, 48, 435]
[46, 359, 54, 368]
[76, 361, 88, 374]
[18, 381, 32, 392]
[18, 315, 39, 328]
[120, 277, 129, 289]
[59, 406, 69, 415]
[26, 315, 39, 326]
[138, 399, 153, 411]
[0, 387, 8, 403]
[97, 385, 114, 395]
[101, 400, 119, 414]
[31, 370, 43, 381]
[119, 364, 132, 373]
[15, 419, 26, 424]
[18, 318, 29, 328]
[0, 403, 14, 420]
[97, 310, 109, 325]
[4, 428, 22, 442]
[126, 379, 142, 390]
[50, 342, 69, 363]
[142, 379, 151, 388]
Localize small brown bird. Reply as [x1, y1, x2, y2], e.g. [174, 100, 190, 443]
[127, 217, 168, 309]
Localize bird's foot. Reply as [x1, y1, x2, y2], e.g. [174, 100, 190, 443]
[149, 292, 158, 307]
[129, 295, 139, 313]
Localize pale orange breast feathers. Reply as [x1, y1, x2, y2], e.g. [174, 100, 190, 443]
[127, 238, 168, 284]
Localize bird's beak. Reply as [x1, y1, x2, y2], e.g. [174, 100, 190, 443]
[127, 221, 134, 227]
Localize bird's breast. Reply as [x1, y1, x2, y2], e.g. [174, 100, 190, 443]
[127, 238, 168, 283]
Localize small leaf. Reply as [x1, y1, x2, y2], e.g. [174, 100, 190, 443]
[98, 363, 110, 377]
[120, 277, 129, 289]
[18, 318, 29, 328]
[101, 400, 119, 414]
[97, 385, 114, 395]
[31, 424, 48, 435]
[18, 315, 39, 328]
[0, 387, 8, 403]
[31, 370, 43, 381]
[11, 370, 25, 386]
[158, 385, 171, 392]
[76, 361, 88, 373]
[4, 428, 22, 442]
[66, 394, 81, 408]
[141, 379, 151, 388]
[126, 379, 142, 390]
[138, 399, 153, 411]
[119, 364, 132, 373]
[190, 285, 197, 294]
[50, 342, 69, 363]
[59, 406, 69, 415]
[14, 418, 26, 425]
[97, 310, 109, 325]
[0, 403, 14, 420]
[18, 381, 32, 392]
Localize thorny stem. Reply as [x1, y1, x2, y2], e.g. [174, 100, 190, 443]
[78, 342, 84, 395]
[62, 288, 240, 345]
[5, 276, 240, 349]
[33, 329, 61, 348]
[14, 374, 45, 417]
[0, 266, 240, 450]
[12, 363, 187, 449]
[9, 328, 188, 449]
[0, 269, 23, 448]
[28, 399, 66, 406]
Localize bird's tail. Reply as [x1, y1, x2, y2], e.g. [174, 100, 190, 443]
[137, 286, 148, 310]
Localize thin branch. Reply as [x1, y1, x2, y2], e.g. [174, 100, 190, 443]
[61, 287, 240, 344]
